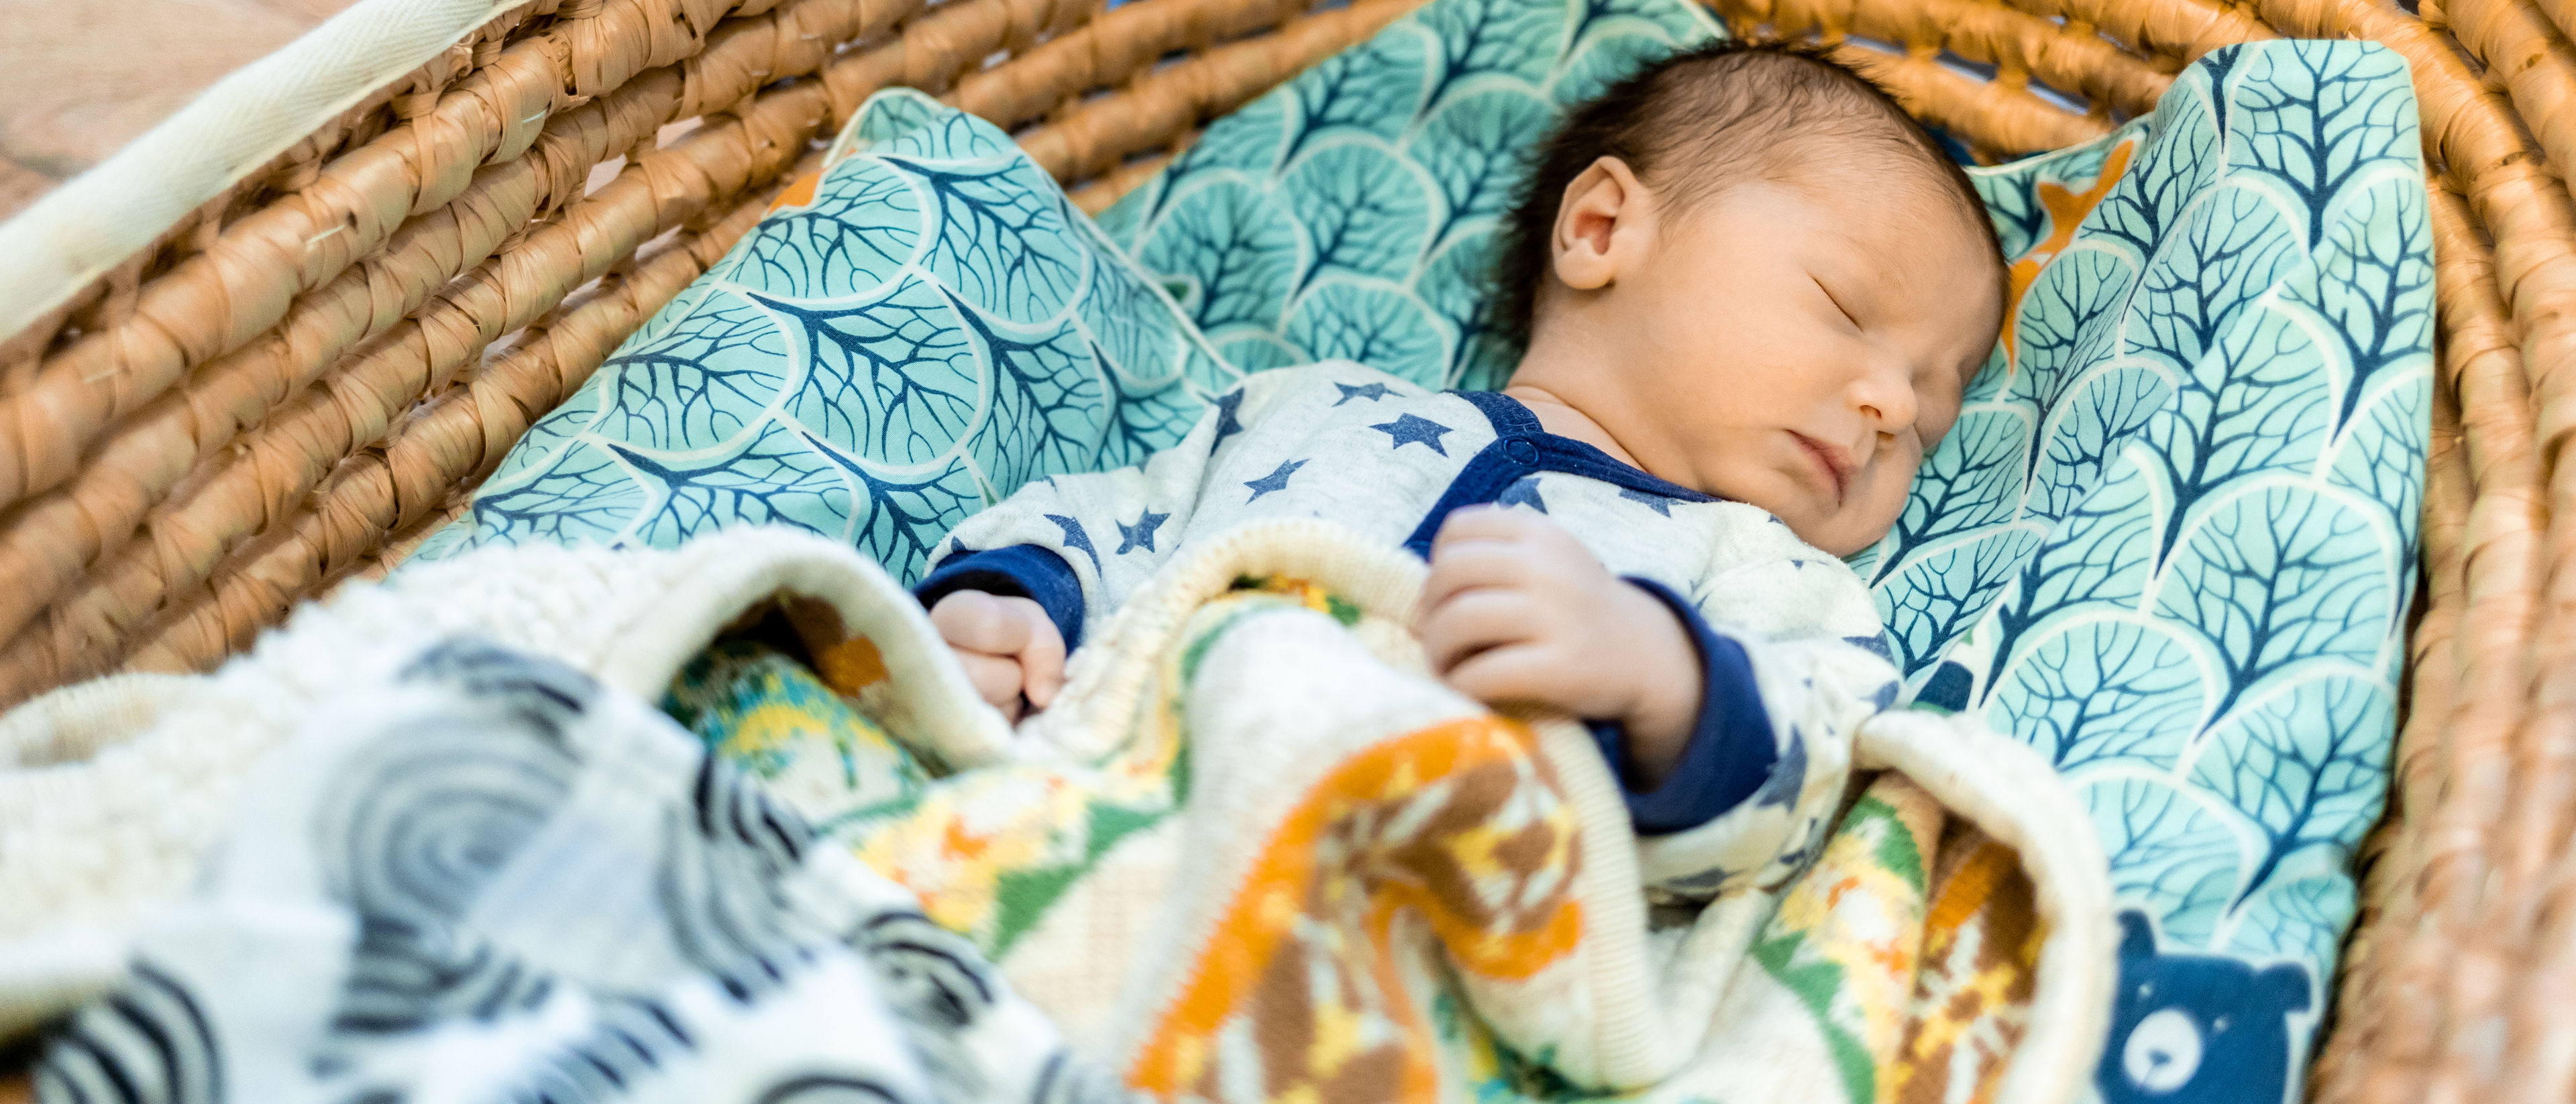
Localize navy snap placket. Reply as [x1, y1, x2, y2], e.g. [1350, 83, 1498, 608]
[1401, 390, 1719, 555]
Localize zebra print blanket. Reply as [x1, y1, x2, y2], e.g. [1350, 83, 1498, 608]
[28, 637, 1137, 1104]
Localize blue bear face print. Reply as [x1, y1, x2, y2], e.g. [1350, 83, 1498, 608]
[2100, 910, 2312, 1104]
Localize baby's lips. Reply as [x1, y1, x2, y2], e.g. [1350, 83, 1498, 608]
[1788, 431, 1854, 504]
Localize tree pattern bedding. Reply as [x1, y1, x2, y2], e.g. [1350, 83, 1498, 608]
[412, 4, 2432, 1099]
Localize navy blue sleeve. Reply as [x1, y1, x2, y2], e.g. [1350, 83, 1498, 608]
[912, 545, 1089, 651]
[1585, 577, 1777, 836]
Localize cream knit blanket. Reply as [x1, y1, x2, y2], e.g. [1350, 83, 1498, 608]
[0, 524, 2112, 1104]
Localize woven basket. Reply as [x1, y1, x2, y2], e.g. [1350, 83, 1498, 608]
[0, 0, 2561, 1093]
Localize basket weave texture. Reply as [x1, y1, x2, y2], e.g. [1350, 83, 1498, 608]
[0, 0, 2558, 1093]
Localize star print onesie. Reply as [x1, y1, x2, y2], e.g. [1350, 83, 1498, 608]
[916, 362, 1902, 897]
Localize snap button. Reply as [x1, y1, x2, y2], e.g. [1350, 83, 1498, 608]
[1504, 438, 1540, 464]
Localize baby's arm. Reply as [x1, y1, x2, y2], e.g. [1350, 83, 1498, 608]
[1419, 506, 1898, 897]
[1416, 507, 1707, 775]
[914, 382, 1263, 716]
[1625, 541, 1898, 897]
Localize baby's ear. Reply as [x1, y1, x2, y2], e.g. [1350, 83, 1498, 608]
[1552, 156, 1647, 292]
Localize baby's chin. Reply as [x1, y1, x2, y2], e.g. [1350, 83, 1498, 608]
[1761, 498, 1895, 558]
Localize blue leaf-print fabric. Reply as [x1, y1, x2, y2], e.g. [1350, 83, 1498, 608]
[1851, 44, 2428, 1104]
[413, 91, 1228, 583]
[419, 0, 2429, 1095]
[1091, 0, 1724, 391]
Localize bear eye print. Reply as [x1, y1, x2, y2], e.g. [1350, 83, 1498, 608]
[2123, 1008, 2204, 1093]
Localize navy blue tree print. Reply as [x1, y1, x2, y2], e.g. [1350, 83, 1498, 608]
[1407, 87, 1553, 255]
[2007, 247, 2134, 419]
[1867, 406, 2033, 589]
[729, 161, 923, 300]
[2088, 777, 2247, 947]
[1099, 373, 1205, 469]
[1138, 179, 1303, 338]
[2288, 181, 2434, 435]
[1286, 279, 1448, 387]
[2190, 677, 2389, 908]
[1882, 529, 2042, 676]
[949, 288, 1110, 493]
[468, 440, 649, 548]
[1281, 29, 1433, 168]
[596, 294, 794, 453]
[808, 441, 983, 582]
[1976, 457, 2158, 700]
[1993, 618, 2208, 771]
[763, 276, 981, 467]
[884, 152, 1087, 325]
[2226, 43, 2416, 259]
[1416, 0, 1559, 109]
[2154, 486, 2392, 726]
[615, 426, 855, 549]
[1285, 141, 1435, 292]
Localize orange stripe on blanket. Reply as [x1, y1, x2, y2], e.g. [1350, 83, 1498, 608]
[2000, 138, 2136, 365]
[1130, 714, 1586, 1102]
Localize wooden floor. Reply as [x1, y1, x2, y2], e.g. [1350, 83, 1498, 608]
[0, 0, 358, 222]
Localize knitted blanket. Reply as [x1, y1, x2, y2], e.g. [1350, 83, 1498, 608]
[0, 526, 2113, 1104]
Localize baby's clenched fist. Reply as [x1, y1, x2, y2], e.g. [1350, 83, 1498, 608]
[929, 590, 1066, 722]
[1416, 505, 1703, 785]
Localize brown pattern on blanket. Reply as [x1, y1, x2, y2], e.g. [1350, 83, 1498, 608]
[1885, 824, 2045, 1104]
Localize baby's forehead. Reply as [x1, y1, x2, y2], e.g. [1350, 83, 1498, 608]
[1658, 160, 1990, 263]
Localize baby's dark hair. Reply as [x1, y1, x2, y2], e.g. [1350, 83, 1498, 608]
[1488, 40, 2003, 350]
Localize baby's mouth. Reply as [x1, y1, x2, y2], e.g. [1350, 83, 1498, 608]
[1790, 432, 1852, 505]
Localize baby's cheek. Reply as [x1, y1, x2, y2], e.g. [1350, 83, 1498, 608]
[1844, 463, 1920, 549]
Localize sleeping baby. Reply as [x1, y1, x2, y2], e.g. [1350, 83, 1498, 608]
[912, 40, 2007, 889]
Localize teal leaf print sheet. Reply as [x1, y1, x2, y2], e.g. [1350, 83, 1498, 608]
[1870, 42, 2428, 1104]
[416, 90, 1222, 583]
[1098, 0, 1724, 392]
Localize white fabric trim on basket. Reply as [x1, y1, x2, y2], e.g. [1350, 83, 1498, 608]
[0, 0, 521, 344]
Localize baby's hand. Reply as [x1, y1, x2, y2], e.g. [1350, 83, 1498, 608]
[1417, 506, 1703, 785]
[928, 591, 1067, 722]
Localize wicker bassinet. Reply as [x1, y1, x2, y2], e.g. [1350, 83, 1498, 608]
[0, 0, 2559, 1093]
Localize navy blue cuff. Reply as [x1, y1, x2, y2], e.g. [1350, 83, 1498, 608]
[912, 545, 1089, 651]
[1585, 577, 1778, 836]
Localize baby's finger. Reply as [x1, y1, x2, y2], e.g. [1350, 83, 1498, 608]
[954, 649, 1027, 717]
[1420, 590, 1542, 674]
[1419, 543, 1538, 617]
[1430, 504, 1537, 553]
[1020, 618, 1069, 710]
[1441, 644, 1570, 711]
[930, 592, 1033, 655]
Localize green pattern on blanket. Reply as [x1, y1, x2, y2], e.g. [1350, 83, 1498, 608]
[664, 640, 934, 828]
[668, 634, 2013, 1104]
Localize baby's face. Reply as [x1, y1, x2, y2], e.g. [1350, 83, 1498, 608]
[1558, 175, 2002, 556]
